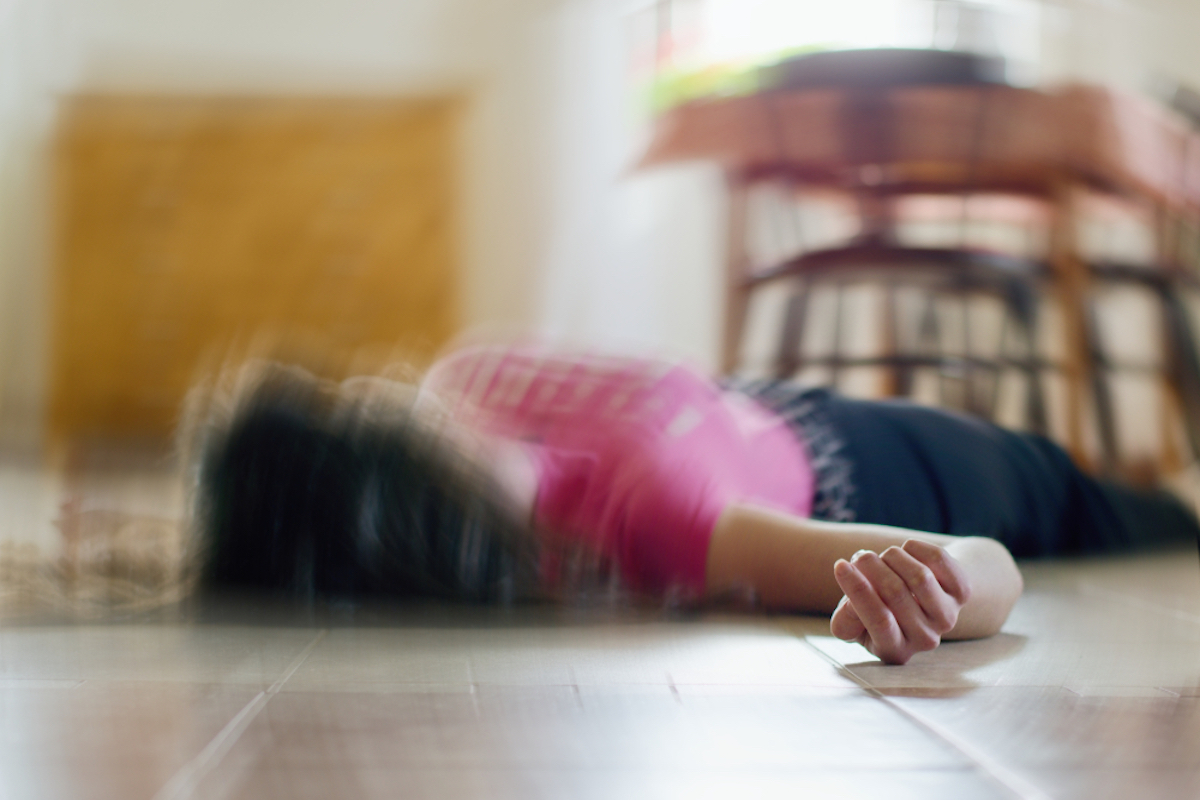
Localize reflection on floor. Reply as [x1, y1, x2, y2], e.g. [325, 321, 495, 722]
[1, 457, 1199, 799]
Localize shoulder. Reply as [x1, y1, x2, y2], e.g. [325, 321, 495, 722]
[424, 342, 702, 406]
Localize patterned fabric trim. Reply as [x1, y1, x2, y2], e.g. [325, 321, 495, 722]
[720, 379, 858, 522]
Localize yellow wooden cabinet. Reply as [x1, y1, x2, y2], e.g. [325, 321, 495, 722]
[51, 95, 462, 440]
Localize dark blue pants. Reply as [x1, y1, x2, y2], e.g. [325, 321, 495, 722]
[735, 383, 1199, 557]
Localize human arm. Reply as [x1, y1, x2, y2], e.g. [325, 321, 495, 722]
[704, 503, 1024, 662]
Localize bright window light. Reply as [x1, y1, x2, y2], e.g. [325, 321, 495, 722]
[701, 0, 919, 63]
[629, 0, 1043, 111]
[687, 0, 1042, 74]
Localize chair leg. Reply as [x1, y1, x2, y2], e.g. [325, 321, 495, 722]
[1049, 183, 1091, 468]
[913, 293, 944, 407]
[774, 280, 810, 380]
[721, 180, 751, 374]
[881, 281, 903, 397]
[1160, 285, 1200, 462]
[1009, 282, 1049, 436]
[1085, 299, 1120, 476]
[962, 290, 983, 416]
[985, 299, 1010, 422]
[830, 283, 846, 391]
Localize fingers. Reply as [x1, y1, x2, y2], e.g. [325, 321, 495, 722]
[880, 546, 961, 633]
[902, 539, 971, 604]
[833, 558, 910, 664]
[831, 542, 973, 665]
[851, 551, 942, 654]
[830, 593, 866, 641]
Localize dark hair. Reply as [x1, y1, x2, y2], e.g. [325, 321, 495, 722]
[190, 366, 544, 604]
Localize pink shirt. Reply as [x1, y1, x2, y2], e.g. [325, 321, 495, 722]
[423, 345, 813, 598]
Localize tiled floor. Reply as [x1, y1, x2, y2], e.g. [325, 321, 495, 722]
[2, 460, 1199, 798]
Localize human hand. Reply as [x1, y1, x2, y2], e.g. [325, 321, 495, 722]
[829, 539, 971, 665]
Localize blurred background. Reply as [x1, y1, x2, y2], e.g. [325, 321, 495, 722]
[2, 0, 1200, 478]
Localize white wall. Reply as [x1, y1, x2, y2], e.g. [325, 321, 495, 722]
[1040, 0, 1200, 91]
[0, 0, 57, 449]
[533, 0, 724, 366]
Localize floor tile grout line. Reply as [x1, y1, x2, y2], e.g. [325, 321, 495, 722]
[1076, 582, 1200, 625]
[799, 638, 1053, 800]
[870, 693, 1054, 800]
[149, 629, 328, 800]
[267, 629, 329, 695]
[149, 690, 269, 800]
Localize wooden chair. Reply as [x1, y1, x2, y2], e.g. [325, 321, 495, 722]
[641, 50, 1200, 479]
[724, 49, 1056, 435]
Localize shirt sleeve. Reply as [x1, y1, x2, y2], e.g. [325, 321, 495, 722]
[530, 442, 726, 600]
[608, 449, 728, 600]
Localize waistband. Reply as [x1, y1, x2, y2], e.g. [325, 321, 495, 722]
[719, 380, 858, 522]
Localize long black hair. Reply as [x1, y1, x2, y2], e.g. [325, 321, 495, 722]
[187, 364, 546, 604]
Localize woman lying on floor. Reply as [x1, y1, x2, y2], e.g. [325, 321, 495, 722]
[187, 342, 1200, 665]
